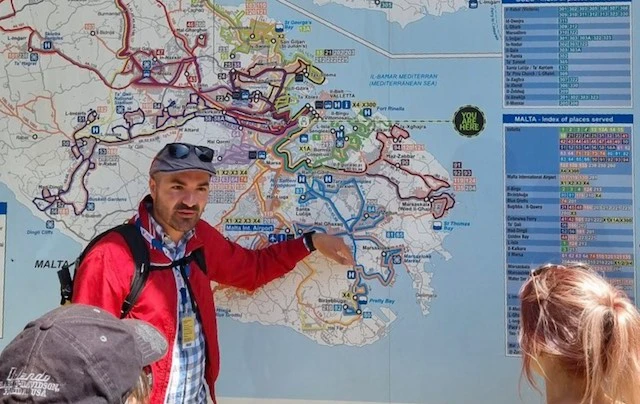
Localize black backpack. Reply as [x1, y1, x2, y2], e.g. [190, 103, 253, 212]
[58, 223, 207, 319]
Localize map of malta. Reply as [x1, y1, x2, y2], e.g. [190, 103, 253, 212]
[0, 0, 505, 402]
[0, 0, 456, 345]
[3, 0, 638, 401]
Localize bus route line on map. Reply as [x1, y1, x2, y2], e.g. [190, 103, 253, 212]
[2, 2, 455, 323]
[0, 0, 331, 221]
[4, 0, 303, 140]
[213, 126, 403, 323]
[273, 124, 454, 219]
[296, 178, 394, 315]
[0, 0, 463, 342]
[17, 46, 315, 218]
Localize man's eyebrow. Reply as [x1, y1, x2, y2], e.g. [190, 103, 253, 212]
[169, 178, 187, 186]
[198, 181, 210, 187]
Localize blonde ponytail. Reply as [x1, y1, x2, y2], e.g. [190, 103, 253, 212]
[580, 303, 614, 402]
[594, 295, 640, 404]
[519, 263, 640, 404]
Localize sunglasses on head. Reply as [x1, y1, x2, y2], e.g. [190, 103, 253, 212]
[166, 143, 214, 162]
[530, 262, 593, 277]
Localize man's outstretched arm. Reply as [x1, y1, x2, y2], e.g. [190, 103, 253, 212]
[201, 224, 354, 291]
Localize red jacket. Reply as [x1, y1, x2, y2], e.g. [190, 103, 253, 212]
[72, 196, 310, 403]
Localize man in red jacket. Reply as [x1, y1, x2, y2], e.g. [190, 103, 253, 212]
[72, 142, 355, 404]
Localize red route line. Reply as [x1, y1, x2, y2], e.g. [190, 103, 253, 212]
[336, 130, 452, 196]
[0, 0, 16, 22]
[113, 0, 133, 58]
[0, 0, 299, 137]
[375, 132, 450, 192]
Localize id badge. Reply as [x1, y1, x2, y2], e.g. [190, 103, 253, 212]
[182, 316, 196, 348]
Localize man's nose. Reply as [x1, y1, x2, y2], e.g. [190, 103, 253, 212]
[182, 191, 197, 206]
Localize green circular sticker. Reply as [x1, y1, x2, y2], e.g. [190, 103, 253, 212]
[453, 105, 485, 137]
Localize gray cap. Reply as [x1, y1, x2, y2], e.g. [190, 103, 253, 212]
[149, 142, 216, 176]
[0, 304, 168, 404]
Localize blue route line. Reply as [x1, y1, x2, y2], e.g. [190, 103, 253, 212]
[299, 177, 367, 232]
[289, 175, 405, 318]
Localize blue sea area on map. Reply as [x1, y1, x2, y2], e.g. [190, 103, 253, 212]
[0, 184, 79, 341]
[217, 0, 501, 54]
[296, 0, 501, 54]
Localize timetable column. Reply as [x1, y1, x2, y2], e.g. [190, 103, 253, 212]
[503, 0, 632, 108]
[504, 121, 562, 355]
[557, 4, 631, 107]
[559, 125, 634, 297]
[504, 5, 561, 106]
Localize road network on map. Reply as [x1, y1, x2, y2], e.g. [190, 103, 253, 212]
[0, 0, 461, 346]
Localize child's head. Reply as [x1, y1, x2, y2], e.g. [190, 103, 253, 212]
[519, 262, 640, 403]
[0, 304, 167, 403]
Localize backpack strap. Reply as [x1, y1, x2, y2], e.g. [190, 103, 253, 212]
[57, 264, 74, 306]
[114, 224, 151, 319]
[119, 232, 207, 318]
[58, 223, 208, 317]
[57, 223, 134, 306]
[148, 247, 207, 274]
[191, 247, 207, 274]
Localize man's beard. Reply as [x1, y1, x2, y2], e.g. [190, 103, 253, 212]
[168, 204, 201, 232]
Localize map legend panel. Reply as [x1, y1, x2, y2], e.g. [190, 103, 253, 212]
[0, 202, 5, 338]
[503, 0, 632, 108]
[503, 115, 634, 355]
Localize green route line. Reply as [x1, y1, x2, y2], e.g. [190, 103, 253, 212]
[316, 129, 363, 165]
[272, 112, 452, 174]
[208, 0, 240, 26]
[272, 127, 312, 172]
[273, 114, 384, 173]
